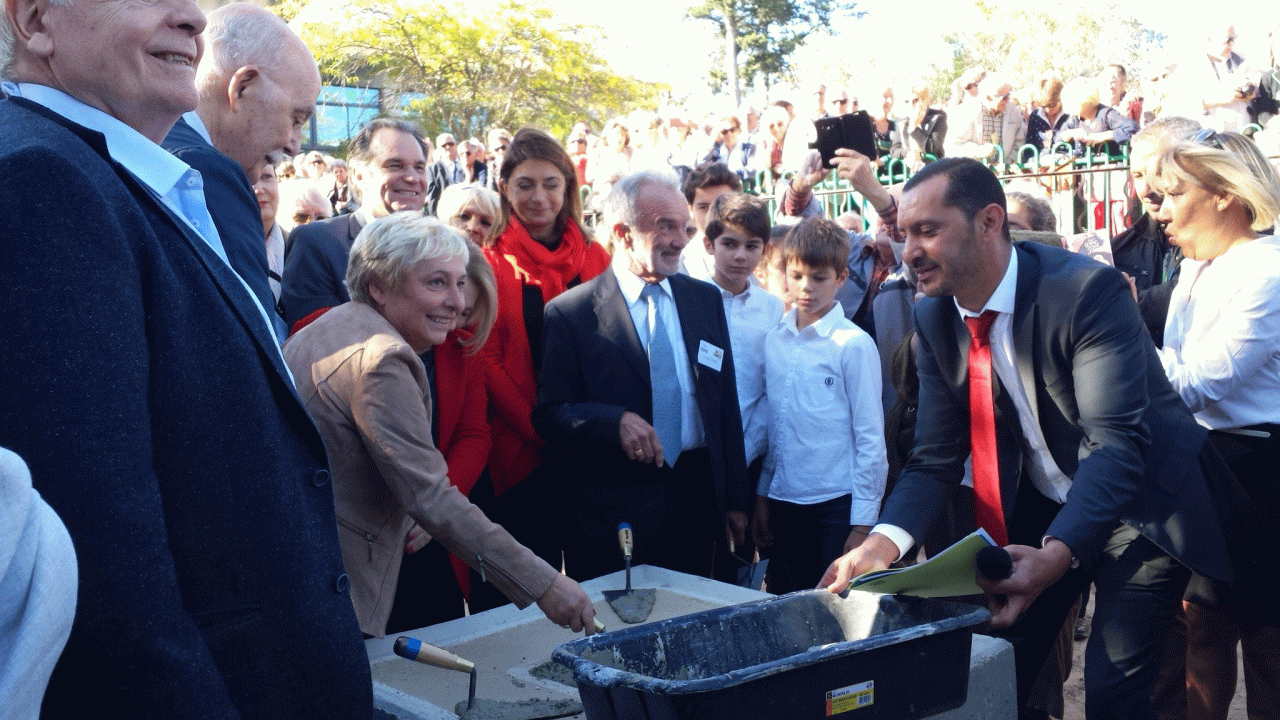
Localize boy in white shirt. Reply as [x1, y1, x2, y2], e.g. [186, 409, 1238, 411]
[756, 217, 888, 592]
[703, 194, 785, 472]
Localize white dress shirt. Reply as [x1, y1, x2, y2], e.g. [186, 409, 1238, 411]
[716, 277, 785, 465]
[1159, 235, 1280, 429]
[874, 251, 1072, 557]
[613, 259, 706, 453]
[761, 302, 888, 525]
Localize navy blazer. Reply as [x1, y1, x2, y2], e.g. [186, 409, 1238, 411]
[279, 213, 363, 328]
[163, 116, 287, 340]
[534, 269, 750, 517]
[0, 97, 371, 719]
[882, 242, 1233, 581]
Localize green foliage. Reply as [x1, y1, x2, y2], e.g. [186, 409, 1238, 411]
[939, 2, 1163, 94]
[285, 0, 665, 143]
[689, 0, 863, 94]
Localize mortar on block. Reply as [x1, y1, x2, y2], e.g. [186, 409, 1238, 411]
[553, 589, 990, 720]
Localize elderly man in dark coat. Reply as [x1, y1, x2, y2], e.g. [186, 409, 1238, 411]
[0, 0, 373, 716]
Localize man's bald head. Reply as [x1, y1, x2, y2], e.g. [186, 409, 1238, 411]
[194, 2, 321, 174]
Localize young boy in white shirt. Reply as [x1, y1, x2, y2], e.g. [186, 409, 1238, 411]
[756, 217, 888, 593]
[703, 194, 785, 476]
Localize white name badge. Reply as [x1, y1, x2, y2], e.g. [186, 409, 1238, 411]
[697, 340, 725, 372]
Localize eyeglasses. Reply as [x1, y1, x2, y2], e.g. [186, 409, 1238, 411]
[830, 98, 849, 106]
[293, 212, 317, 223]
[442, 142, 456, 148]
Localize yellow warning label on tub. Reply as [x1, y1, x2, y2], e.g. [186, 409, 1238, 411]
[825, 680, 874, 715]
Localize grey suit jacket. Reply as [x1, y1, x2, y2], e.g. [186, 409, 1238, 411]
[881, 242, 1232, 581]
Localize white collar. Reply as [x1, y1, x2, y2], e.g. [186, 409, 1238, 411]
[613, 254, 673, 305]
[954, 245, 1018, 319]
[783, 300, 846, 337]
[7, 82, 192, 198]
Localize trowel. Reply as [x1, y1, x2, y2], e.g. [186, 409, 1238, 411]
[602, 522, 656, 624]
[394, 636, 583, 720]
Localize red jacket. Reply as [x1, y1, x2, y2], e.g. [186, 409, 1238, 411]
[436, 329, 491, 597]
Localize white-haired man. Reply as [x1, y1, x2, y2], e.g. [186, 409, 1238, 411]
[534, 171, 750, 583]
[0, 0, 373, 716]
[164, 2, 321, 339]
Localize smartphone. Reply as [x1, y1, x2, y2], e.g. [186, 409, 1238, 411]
[809, 111, 878, 168]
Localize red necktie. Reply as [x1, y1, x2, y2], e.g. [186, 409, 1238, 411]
[965, 310, 1007, 546]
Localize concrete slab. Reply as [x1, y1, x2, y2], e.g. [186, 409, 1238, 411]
[931, 634, 1017, 720]
[365, 567, 1016, 720]
[366, 566, 770, 720]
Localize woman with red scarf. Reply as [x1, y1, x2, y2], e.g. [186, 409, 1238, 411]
[469, 128, 610, 607]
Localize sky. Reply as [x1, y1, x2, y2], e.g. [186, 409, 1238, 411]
[535, 0, 1273, 114]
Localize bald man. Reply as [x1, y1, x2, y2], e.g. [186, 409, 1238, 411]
[164, 2, 322, 340]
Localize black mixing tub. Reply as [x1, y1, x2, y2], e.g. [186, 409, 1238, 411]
[553, 589, 990, 720]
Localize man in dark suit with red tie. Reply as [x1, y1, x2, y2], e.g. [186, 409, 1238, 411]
[822, 158, 1236, 720]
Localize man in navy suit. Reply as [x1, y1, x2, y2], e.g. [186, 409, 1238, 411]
[280, 118, 429, 328]
[821, 158, 1235, 720]
[535, 171, 749, 582]
[0, 0, 372, 716]
[163, 2, 321, 341]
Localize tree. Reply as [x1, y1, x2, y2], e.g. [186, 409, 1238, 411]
[284, 0, 665, 143]
[938, 1, 1163, 100]
[688, 0, 863, 105]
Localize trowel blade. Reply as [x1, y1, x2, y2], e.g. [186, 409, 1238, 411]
[455, 697, 582, 720]
[603, 588, 657, 624]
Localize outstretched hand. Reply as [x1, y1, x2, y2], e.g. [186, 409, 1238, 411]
[818, 532, 900, 593]
[536, 573, 599, 634]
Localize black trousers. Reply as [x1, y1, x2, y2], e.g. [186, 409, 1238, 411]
[764, 494, 852, 594]
[562, 448, 722, 582]
[995, 479, 1189, 720]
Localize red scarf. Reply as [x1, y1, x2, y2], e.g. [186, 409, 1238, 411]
[494, 216, 610, 302]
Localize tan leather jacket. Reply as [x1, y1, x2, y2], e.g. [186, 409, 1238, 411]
[283, 302, 555, 636]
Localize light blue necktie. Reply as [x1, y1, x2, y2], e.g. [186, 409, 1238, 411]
[642, 283, 682, 465]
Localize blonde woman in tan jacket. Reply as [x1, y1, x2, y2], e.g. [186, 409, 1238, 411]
[284, 212, 597, 638]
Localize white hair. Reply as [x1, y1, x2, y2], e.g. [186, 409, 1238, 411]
[195, 3, 311, 97]
[1, 0, 71, 77]
[602, 170, 682, 228]
[345, 213, 468, 306]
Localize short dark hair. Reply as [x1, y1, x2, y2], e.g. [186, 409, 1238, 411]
[782, 217, 850, 275]
[348, 118, 428, 167]
[903, 157, 1009, 242]
[682, 162, 742, 204]
[705, 193, 770, 246]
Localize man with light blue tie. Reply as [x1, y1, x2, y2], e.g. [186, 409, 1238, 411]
[535, 170, 750, 582]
